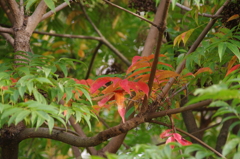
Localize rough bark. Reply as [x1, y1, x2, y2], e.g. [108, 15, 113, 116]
[0, 122, 25, 159]
[1, 140, 19, 159]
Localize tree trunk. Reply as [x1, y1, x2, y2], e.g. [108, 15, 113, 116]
[1, 140, 19, 159]
[0, 122, 25, 159]
[14, 29, 32, 61]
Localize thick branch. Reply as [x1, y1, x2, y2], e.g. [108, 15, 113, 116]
[8, 0, 22, 28]
[0, 26, 13, 34]
[18, 116, 145, 147]
[0, 0, 15, 24]
[27, 0, 48, 34]
[141, 0, 167, 56]
[18, 100, 211, 149]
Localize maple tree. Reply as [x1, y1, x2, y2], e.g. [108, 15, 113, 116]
[1, 0, 240, 159]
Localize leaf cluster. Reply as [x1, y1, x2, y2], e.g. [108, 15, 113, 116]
[0, 52, 97, 133]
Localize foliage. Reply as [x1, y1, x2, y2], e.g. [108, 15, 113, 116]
[1, 0, 240, 159]
[0, 52, 97, 132]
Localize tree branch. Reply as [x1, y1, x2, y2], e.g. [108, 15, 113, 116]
[141, 0, 170, 113]
[8, 0, 22, 28]
[0, 0, 15, 24]
[79, 1, 131, 66]
[0, 26, 13, 34]
[147, 100, 211, 119]
[85, 42, 103, 79]
[97, 115, 129, 154]
[79, 1, 103, 37]
[18, 116, 146, 147]
[41, 1, 72, 22]
[0, 33, 14, 46]
[33, 31, 131, 66]
[141, 0, 167, 56]
[33, 31, 103, 41]
[18, 99, 211, 150]
[27, 0, 48, 34]
[102, 0, 158, 28]
[174, 2, 220, 18]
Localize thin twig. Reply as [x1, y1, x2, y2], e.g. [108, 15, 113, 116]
[150, 120, 226, 159]
[173, 1, 221, 18]
[41, 1, 73, 22]
[147, 100, 212, 119]
[170, 83, 189, 98]
[33, 30, 131, 66]
[33, 30, 103, 41]
[85, 42, 103, 79]
[102, 0, 159, 28]
[78, 1, 103, 37]
[78, 1, 131, 66]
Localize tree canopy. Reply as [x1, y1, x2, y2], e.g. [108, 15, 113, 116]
[1, 0, 240, 159]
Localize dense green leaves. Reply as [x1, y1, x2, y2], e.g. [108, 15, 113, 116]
[0, 54, 96, 132]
